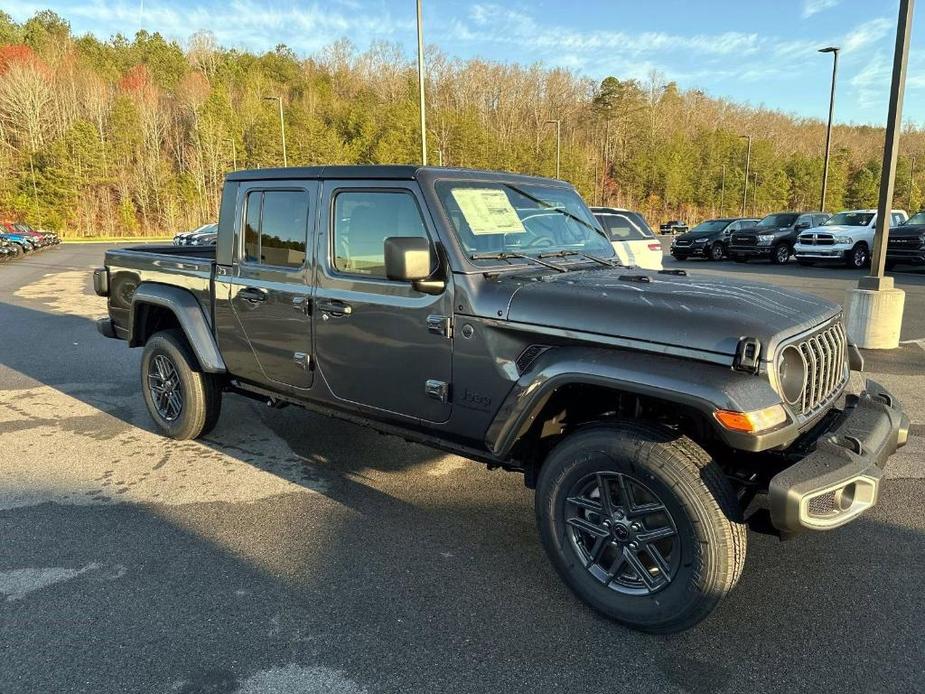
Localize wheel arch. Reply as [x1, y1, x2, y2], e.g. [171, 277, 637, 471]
[129, 283, 226, 373]
[485, 347, 782, 476]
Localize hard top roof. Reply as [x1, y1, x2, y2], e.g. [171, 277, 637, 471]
[224, 165, 570, 186]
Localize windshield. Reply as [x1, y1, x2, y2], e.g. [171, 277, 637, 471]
[690, 220, 731, 233]
[905, 212, 925, 225]
[756, 213, 799, 228]
[594, 212, 654, 241]
[824, 212, 874, 227]
[436, 181, 614, 262]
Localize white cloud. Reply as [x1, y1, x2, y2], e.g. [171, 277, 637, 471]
[803, 0, 841, 19]
[842, 17, 894, 53]
[4, 0, 414, 55]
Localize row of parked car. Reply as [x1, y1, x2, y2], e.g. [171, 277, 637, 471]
[173, 223, 217, 247]
[666, 209, 925, 270]
[0, 221, 59, 261]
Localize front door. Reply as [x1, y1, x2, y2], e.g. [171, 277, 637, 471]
[228, 184, 316, 391]
[313, 181, 453, 422]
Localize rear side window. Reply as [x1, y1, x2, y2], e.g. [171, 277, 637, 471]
[242, 190, 309, 269]
[595, 213, 652, 241]
[333, 191, 427, 278]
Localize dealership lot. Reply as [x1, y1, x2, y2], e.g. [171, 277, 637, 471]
[1, 244, 923, 693]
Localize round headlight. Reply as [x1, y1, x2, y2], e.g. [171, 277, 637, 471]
[778, 345, 807, 406]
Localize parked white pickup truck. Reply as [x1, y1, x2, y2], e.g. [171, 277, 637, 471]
[794, 209, 908, 268]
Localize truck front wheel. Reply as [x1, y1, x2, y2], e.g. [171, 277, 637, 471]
[141, 329, 223, 440]
[535, 422, 746, 633]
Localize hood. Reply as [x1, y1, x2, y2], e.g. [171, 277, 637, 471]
[674, 229, 721, 242]
[497, 267, 838, 362]
[890, 223, 925, 237]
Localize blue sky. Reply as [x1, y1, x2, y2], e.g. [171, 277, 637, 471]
[6, 0, 924, 125]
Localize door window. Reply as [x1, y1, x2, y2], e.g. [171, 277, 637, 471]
[796, 214, 814, 229]
[242, 190, 309, 269]
[332, 191, 428, 278]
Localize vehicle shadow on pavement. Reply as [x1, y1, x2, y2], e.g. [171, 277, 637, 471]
[2, 300, 924, 692]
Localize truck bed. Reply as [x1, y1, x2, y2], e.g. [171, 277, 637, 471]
[103, 244, 216, 337]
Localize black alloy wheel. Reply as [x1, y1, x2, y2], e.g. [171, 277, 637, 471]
[147, 353, 183, 422]
[710, 242, 725, 261]
[564, 471, 680, 595]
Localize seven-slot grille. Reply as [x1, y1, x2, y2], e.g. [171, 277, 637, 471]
[785, 322, 849, 416]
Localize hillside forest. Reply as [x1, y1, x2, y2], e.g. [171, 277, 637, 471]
[0, 10, 922, 237]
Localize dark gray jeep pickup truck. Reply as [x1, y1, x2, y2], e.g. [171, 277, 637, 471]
[95, 166, 909, 633]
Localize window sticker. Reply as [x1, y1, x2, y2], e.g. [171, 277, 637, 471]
[450, 188, 526, 235]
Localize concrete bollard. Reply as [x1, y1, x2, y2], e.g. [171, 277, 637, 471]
[844, 283, 906, 349]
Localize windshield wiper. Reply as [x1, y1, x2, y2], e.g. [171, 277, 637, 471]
[539, 249, 623, 268]
[469, 251, 567, 272]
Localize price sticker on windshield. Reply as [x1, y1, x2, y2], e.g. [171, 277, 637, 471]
[450, 188, 526, 235]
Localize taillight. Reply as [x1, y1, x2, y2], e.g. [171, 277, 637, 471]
[648, 243, 662, 251]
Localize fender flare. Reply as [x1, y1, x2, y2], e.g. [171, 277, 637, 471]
[485, 347, 784, 457]
[129, 283, 226, 373]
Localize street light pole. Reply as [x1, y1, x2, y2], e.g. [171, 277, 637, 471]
[819, 46, 840, 212]
[227, 138, 237, 170]
[546, 119, 561, 178]
[416, 0, 428, 166]
[720, 164, 726, 215]
[740, 135, 751, 216]
[910, 156, 917, 210]
[263, 96, 287, 167]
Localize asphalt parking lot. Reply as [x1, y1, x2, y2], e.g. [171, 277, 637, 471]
[1, 244, 923, 694]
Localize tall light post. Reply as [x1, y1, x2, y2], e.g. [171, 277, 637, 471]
[546, 119, 561, 178]
[416, 0, 427, 165]
[263, 96, 287, 167]
[720, 164, 726, 215]
[227, 138, 237, 171]
[910, 156, 917, 210]
[845, 0, 915, 350]
[740, 134, 751, 216]
[818, 46, 840, 211]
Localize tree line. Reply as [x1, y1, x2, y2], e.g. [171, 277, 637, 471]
[0, 10, 922, 237]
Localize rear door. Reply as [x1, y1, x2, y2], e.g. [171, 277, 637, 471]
[227, 183, 317, 392]
[312, 180, 453, 423]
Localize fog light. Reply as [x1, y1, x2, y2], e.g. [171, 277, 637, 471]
[714, 404, 788, 433]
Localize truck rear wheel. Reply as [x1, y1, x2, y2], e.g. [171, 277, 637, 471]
[535, 422, 746, 633]
[141, 329, 223, 440]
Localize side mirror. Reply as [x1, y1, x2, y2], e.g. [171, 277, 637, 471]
[384, 237, 443, 293]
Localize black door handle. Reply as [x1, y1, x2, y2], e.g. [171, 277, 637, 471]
[317, 299, 352, 317]
[239, 287, 267, 303]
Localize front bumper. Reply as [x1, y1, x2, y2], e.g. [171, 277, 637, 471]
[768, 379, 909, 534]
[794, 246, 849, 259]
[729, 246, 771, 258]
[886, 249, 925, 266]
[671, 244, 709, 258]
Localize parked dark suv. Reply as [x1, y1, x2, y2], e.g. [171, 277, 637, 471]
[729, 212, 829, 264]
[671, 217, 760, 261]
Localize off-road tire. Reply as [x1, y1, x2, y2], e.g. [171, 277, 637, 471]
[141, 329, 223, 440]
[535, 422, 747, 633]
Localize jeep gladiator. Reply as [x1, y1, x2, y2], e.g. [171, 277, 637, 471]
[95, 166, 910, 633]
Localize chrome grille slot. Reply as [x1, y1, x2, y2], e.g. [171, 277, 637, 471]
[785, 321, 848, 417]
